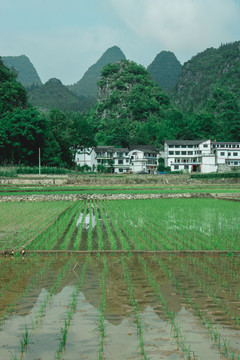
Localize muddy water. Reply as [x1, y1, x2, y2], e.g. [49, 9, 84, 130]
[0, 254, 239, 359]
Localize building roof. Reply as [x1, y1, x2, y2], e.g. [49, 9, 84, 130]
[114, 148, 129, 153]
[94, 146, 115, 152]
[213, 142, 240, 145]
[129, 145, 158, 152]
[165, 140, 208, 146]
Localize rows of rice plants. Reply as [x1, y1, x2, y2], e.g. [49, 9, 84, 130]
[3, 198, 238, 253]
[26, 202, 80, 250]
[0, 201, 73, 250]
[0, 254, 239, 359]
[139, 255, 196, 359]
[95, 199, 240, 252]
[121, 255, 148, 359]
[155, 256, 240, 359]
[55, 256, 89, 359]
[97, 255, 108, 359]
[11, 255, 75, 359]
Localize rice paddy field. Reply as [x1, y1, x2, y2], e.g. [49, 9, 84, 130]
[0, 186, 240, 359]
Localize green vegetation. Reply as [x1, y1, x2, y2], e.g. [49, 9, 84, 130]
[69, 45, 126, 98]
[0, 254, 240, 358]
[0, 58, 95, 167]
[147, 51, 182, 92]
[92, 59, 181, 146]
[1, 198, 238, 253]
[191, 172, 240, 179]
[0, 201, 73, 250]
[28, 78, 95, 112]
[1, 41, 240, 170]
[172, 41, 240, 112]
[2, 55, 42, 89]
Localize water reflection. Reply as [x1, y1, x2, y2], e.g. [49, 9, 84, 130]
[0, 255, 240, 359]
[76, 211, 96, 229]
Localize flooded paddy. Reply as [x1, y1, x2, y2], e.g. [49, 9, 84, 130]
[0, 254, 240, 360]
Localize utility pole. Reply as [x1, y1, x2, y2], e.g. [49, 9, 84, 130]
[39, 148, 41, 175]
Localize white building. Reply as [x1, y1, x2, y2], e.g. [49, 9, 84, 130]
[164, 140, 217, 173]
[129, 145, 159, 174]
[113, 148, 131, 173]
[75, 140, 240, 174]
[75, 145, 159, 173]
[75, 147, 97, 170]
[212, 142, 240, 171]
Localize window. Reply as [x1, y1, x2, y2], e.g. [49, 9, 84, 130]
[175, 145, 180, 148]
[184, 165, 189, 170]
[174, 165, 179, 169]
[118, 159, 123, 165]
[233, 152, 238, 156]
[203, 144, 208, 148]
[188, 145, 193, 148]
[169, 151, 174, 155]
[234, 161, 238, 166]
[181, 151, 186, 155]
[228, 152, 231, 156]
[119, 169, 123, 172]
[188, 151, 193, 155]
[175, 151, 180, 155]
[126, 159, 129, 163]
[220, 152, 225, 156]
[169, 145, 174, 148]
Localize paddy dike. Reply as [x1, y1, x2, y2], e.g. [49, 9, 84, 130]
[0, 192, 240, 202]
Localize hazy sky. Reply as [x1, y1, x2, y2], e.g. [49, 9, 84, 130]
[1, 0, 240, 85]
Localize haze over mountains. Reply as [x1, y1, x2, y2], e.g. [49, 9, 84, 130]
[2, 41, 240, 113]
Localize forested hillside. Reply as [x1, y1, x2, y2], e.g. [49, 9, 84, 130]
[89, 60, 184, 147]
[1, 41, 240, 169]
[147, 51, 182, 92]
[0, 59, 94, 167]
[68, 46, 126, 99]
[171, 41, 240, 112]
[2, 55, 42, 89]
[28, 78, 95, 112]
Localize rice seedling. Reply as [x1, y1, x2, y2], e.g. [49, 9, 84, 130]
[155, 256, 239, 358]
[138, 255, 196, 359]
[73, 200, 88, 250]
[97, 201, 117, 251]
[121, 255, 149, 359]
[97, 255, 108, 359]
[93, 200, 104, 251]
[55, 256, 89, 359]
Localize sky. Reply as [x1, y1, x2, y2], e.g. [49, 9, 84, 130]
[1, 0, 240, 85]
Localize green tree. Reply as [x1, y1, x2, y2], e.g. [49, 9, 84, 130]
[1, 108, 46, 165]
[206, 87, 240, 141]
[92, 60, 175, 147]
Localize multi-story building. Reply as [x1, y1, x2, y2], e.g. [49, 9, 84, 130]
[113, 148, 131, 173]
[74, 147, 97, 169]
[212, 142, 240, 171]
[164, 140, 217, 173]
[74, 145, 159, 173]
[129, 145, 159, 173]
[75, 141, 240, 173]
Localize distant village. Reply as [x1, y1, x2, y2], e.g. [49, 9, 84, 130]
[75, 140, 240, 174]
